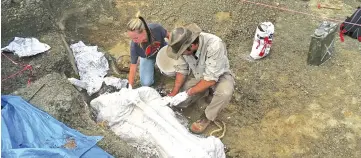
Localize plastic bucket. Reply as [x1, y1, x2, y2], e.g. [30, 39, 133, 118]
[156, 46, 186, 77]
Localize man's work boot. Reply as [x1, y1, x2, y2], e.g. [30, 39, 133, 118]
[190, 114, 211, 134]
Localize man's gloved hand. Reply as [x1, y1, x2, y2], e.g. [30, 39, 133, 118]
[170, 91, 188, 106]
[168, 91, 178, 97]
[161, 96, 173, 106]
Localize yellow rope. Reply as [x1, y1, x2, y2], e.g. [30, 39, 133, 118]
[210, 121, 222, 136]
[210, 120, 226, 139]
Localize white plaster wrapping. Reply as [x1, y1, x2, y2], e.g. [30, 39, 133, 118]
[103, 76, 128, 89]
[67, 78, 88, 91]
[90, 87, 225, 158]
[69, 41, 109, 95]
[1, 37, 51, 57]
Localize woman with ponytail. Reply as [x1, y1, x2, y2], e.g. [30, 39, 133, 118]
[126, 12, 169, 87]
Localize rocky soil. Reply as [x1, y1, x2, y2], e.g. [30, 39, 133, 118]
[2, 0, 361, 157]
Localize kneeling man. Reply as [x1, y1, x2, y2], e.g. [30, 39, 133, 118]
[166, 23, 235, 134]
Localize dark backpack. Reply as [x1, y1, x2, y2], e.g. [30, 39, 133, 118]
[340, 7, 361, 42]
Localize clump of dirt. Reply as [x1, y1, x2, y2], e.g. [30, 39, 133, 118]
[62, 138, 77, 149]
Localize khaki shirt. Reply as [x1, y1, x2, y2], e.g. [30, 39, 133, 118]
[174, 32, 231, 82]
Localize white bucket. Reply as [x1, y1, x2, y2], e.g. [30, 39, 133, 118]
[249, 22, 274, 60]
[156, 46, 186, 77]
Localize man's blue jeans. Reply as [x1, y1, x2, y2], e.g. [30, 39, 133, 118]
[139, 57, 156, 86]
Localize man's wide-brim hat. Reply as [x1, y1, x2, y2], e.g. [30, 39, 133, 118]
[166, 23, 202, 60]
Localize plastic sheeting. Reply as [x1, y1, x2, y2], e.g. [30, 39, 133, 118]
[1, 37, 51, 57]
[90, 87, 226, 158]
[1, 95, 113, 158]
[68, 41, 109, 95]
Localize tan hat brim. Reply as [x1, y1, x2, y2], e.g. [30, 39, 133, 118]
[166, 23, 202, 60]
[166, 45, 179, 60]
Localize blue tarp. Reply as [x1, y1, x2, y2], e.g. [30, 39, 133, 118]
[1, 95, 113, 158]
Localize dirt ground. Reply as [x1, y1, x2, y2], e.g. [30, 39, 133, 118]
[82, 0, 361, 157]
[2, 0, 360, 157]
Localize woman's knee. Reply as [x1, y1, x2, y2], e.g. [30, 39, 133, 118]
[140, 78, 154, 86]
[139, 58, 155, 86]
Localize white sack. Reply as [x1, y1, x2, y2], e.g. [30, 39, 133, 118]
[67, 78, 88, 91]
[1, 37, 51, 57]
[69, 41, 109, 95]
[249, 22, 274, 60]
[90, 87, 226, 158]
[103, 76, 128, 89]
